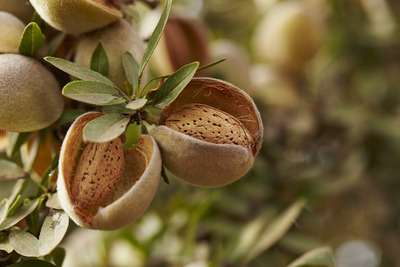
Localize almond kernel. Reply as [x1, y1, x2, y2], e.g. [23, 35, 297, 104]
[163, 103, 252, 147]
[71, 137, 125, 211]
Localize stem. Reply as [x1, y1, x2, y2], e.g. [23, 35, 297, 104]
[113, 85, 132, 102]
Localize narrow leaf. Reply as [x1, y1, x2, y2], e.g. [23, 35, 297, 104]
[47, 32, 66, 56]
[51, 247, 66, 267]
[39, 211, 69, 256]
[91, 41, 109, 77]
[126, 98, 148, 110]
[154, 61, 199, 107]
[0, 199, 8, 224]
[62, 80, 125, 106]
[197, 58, 226, 73]
[26, 208, 40, 236]
[6, 132, 31, 158]
[138, 0, 173, 80]
[45, 57, 114, 86]
[0, 199, 39, 231]
[101, 103, 135, 115]
[0, 160, 28, 181]
[123, 51, 140, 92]
[19, 22, 45, 57]
[161, 165, 170, 185]
[243, 199, 306, 263]
[287, 246, 335, 267]
[83, 113, 130, 143]
[8, 260, 56, 267]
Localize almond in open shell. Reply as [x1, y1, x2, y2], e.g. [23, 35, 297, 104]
[58, 112, 162, 230]
[150, 78, 263, 187]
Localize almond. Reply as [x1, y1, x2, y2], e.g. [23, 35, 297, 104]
[29, 0, 122, 34]
[58, 112, 162, 230]
[71, 137, 125, 211]
[150, 78, 263, 187]
[163, 103, 252, 147]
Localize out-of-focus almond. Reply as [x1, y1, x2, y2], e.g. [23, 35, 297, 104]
[29, 0, 122, 34]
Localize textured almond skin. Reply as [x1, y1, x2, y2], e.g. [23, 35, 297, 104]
[164, 103, 252, 147]
[58, 112, 162, 230]
[151, 78, 263, 187]
[29, 0, 122, 34]
[71, 138, 125, 210]
[0, 11, 25, 53]
[0, 54, 64, 132]
[74, 19, 145, 92]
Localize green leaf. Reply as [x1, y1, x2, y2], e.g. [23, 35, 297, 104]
[7, 132, 31, 158]
[45, 57, 114, 86]
[39, 211, 69, 256]
[154, 61, 199, 107]
[9, 210, 69, 257]
[231, 199, 306, 263]
[123, 51, 140, 93]
[6, 195, 22, 217]
[8, 260, 56, 267]
[51, 247, 66, 267]
[83, 113, 130, 143]
[101, 103, 135, 115]
[287, 246, 335, 267]
[0, 198, 39, 231]
[0, 160, 28, 181]
[161, 165, 170, 185]
[126, 98, 148, 111]
[62, 80, 126, 106]
[197, 58, 227, 73]
[138, 0, 173, 81]
[243, 199, 306, 263]
[91, 41, 109, 77]
[55, 109, 86, 125]
[26, 207, 40, 236]
[0, 199, 8, 226]
[123, 123, 141, 148]
[0, 234, 13, 253]
[18, 22, 45, 57]
[47, 32, 66, 56]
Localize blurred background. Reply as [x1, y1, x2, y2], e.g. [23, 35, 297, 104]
[3, 0, 400, 266]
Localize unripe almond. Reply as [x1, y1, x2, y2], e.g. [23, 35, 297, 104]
[0, 54, 64, 132]
[0, 11, 25, 53]
[74, 19, 146, 93]
[0, 0, 34, 24]
[58, 112, 162, 230]
[150, 78, 263, 187]
[209, 39, 251, 91]
[252, 1, 324, 72]
[29, 0, 122, 34]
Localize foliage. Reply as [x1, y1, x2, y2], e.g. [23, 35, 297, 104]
[1, 0, 400, 266]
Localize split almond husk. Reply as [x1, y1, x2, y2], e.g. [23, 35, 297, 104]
[29, 0, 122, 34]
[58, 112, 162, 230]
[150, 78, 263, 187]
